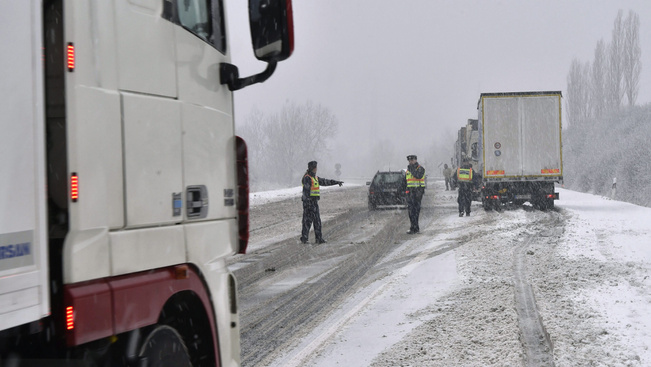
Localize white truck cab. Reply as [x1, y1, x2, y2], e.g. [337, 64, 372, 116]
[1, 0, 293, 365]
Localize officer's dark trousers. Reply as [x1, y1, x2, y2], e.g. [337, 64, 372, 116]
[301, 198, 322, 242]
[458, 187, 472, 214]
[407, 191, 423, 232]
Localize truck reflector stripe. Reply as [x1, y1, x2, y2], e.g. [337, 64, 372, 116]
[66, 306, 74, 330]
[541, 169, 560, 174]
[67, 43, 75, 71]
[486, 170, 505, 176]
[70, 173, 79, 202]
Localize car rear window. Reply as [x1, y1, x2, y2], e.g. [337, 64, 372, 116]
[373, 173, 404, 185]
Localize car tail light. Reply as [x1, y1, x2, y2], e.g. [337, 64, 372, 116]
[236, 136, 249, 254]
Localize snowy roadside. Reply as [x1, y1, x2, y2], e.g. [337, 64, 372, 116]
[535, 189, 651, 366]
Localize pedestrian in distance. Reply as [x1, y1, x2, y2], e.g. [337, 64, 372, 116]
[300, 161, 344, 244]
[405, 155, 426, 234]
[453, 160, 478, 217]
[443, 163, 453, 191]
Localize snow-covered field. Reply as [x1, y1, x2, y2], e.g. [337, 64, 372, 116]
[249, 186, 651, 366]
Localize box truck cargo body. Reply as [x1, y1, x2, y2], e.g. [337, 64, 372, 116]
[477, 91, 563, 210]
[1, 0, 294, 365]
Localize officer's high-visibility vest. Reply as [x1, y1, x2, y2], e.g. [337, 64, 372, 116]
[406, 166, 426, 188]
[457, 168, 473, 182]
[304, 174, 320, 196]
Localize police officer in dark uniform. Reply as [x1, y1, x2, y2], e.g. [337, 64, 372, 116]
[453, 160, 478, 217]
[405, 155, 426, 234]
[300, 161, 343, 244]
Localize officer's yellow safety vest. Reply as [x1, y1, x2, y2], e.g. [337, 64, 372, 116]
[406, 167, 425, 188]
[304, 174, 320, 196]
[457, 168, 473, 182]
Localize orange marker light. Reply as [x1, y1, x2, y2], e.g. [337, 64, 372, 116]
[70, 173, 79, 202]
[66, 306, 74, 330]
[67, 43, 75, 71]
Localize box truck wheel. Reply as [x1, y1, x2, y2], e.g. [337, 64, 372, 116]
[544, 198, 555, 210]
[138, 325, 192, 367]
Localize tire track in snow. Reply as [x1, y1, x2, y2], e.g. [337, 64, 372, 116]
[513, 211, 562, 366]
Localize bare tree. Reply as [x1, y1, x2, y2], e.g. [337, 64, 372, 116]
[239, 101, 339, 188]
[591, 39, 607, 119]
[607, 10, 625, 111]
[566, 58, 591, 128]
[272, 100, 338, 185]
[623, 10, 641, 106]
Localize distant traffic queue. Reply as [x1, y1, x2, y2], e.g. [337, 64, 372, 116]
[453, 91, 563, 210]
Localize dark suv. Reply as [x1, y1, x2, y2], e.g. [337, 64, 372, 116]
[367, 171, 407, 210]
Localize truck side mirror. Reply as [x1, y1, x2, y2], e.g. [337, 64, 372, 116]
[249, 0, 294, 62]
[221, 0, 294, 91]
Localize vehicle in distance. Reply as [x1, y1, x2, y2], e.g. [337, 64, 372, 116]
[477, 91, 563, 210]
[366, 171, 408, 210]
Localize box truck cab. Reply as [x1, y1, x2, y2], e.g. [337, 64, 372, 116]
[1, 0, 293, 365]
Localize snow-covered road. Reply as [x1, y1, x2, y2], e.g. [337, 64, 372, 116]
[231, 182, 651, 366]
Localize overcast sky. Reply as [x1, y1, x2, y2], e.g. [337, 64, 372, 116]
[225, 0, 651, 174]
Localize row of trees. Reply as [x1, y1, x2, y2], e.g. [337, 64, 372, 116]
[237, 100, 338, 189]
[564, 9, 650, 207]
[566, 10, 641, 127]
[563, 105, 651, 207]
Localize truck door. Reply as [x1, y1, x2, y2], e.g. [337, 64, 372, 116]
[520, 95, 562, 177]
[482, 97, 522, 177]
[0, 0, 50, 331]
[172, 0, 238, 224]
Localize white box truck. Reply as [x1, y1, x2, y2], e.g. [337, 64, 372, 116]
[1, 0, 293, 365]
[477, 91, 563, 210]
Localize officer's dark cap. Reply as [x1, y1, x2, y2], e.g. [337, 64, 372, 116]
[308, 161, 318, 169]
[407, 155, 417, 160]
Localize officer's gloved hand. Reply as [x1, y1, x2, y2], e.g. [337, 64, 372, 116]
[338, 181, 344, 187]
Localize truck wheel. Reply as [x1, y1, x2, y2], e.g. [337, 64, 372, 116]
[545, 198, 555, 210]
[139, 325, 192, 367]
[482, 200, 493, 211]
[531, 198, 541, 210]
[368, 200, 376, 211]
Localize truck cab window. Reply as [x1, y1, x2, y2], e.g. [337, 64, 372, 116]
[163, 0, 226, 53]
[178, 0, 213, 42]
